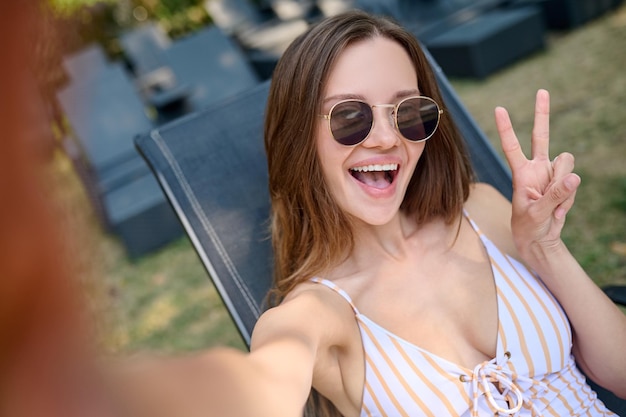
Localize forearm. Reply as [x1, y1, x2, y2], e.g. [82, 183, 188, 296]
[524, 240, 626, 397]
[111, 347, 308, 417]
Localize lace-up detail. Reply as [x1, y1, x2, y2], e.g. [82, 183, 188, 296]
[460, 352, 547, 416]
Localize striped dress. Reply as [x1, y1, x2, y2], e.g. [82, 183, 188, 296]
[311, 215, 616, 416]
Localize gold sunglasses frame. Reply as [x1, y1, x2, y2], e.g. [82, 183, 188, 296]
[320, 95, 444, 146]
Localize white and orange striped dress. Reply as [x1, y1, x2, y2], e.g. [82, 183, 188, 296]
[311, 214, 616, 416]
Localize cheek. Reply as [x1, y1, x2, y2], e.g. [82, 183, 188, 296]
[409, 142, 427, 165]
[316, 127, 345, 173]
[401, 142, 427, 181]
[316, 141, 353, 206]
[315, 132, 335, 185]
[317, 150, 341, 191]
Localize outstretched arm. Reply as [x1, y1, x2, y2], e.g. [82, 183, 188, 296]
[495, 89, 626, 398]
[109, 294, 326, 417]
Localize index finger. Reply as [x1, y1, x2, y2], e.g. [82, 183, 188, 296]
[495, 105, 527, 173]
[531, 89, 550, 161]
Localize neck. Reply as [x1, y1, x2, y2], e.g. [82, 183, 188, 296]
[350, 211, 457, 263]
[321, 211, 464, 282]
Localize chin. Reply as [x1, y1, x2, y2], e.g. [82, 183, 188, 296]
[351, 210, 399, 227]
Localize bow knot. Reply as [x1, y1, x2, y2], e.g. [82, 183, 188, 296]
[461, 352, 547, 416]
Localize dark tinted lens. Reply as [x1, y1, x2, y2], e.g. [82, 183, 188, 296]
[397, 97, 440, 142]
[329, 101, 373, 146]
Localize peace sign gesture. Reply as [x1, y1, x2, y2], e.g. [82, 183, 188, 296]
[495, 89, 581, 262]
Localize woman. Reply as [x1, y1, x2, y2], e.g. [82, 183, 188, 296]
[116, 10, 626, 417]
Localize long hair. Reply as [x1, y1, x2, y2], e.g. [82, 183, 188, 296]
[265, 11, 474, 305]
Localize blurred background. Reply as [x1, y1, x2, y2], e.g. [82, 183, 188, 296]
[33, 0, 626, 355]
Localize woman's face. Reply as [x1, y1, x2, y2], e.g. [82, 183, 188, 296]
[316, 36, 426, 226]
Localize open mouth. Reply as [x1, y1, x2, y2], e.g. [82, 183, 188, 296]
[349, 163, 399, 189]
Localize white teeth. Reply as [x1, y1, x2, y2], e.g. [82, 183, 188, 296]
[350, 163, 398, 172]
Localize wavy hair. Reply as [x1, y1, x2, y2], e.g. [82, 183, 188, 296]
[265, 11, 474, 305]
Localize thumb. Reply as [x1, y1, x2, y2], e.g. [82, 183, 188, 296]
[554, 174, 581, 220]
[538, 173, 580, 217]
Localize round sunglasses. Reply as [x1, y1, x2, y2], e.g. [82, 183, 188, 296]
[320, 96, 443, 146]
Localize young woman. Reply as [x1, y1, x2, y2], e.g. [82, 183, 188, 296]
[115, 10, 626, 417]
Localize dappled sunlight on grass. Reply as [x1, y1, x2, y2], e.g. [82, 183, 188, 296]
[97, 236, 246, 353]
[136, 294, 178, 339]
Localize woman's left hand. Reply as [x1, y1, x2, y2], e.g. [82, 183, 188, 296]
[495, 89, 581, 262]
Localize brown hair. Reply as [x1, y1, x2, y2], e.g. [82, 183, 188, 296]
[264, 11, 474, 304]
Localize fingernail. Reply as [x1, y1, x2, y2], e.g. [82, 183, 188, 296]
[564, 175, 580, 190]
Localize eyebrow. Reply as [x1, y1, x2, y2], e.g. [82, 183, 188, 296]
[322, 89, 421, 104]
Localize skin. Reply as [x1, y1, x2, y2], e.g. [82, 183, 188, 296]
[111, 37, 626, 417]
[316, 37, 425, 227]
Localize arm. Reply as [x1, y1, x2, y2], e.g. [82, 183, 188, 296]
[110, 290, 334, 417]
[495, 89, 626, 398]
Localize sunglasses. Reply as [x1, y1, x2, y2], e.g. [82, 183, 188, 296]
[320, 96, 443, 146]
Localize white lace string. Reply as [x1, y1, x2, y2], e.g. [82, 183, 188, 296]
[463, 352, 547, 416]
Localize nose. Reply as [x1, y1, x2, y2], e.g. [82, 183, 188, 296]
[363, 104, 400, 148]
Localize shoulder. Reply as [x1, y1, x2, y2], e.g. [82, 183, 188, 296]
[464, 182, 519, 258]
[251, 281, 364, 412]
[465, 182, 510, 211]
[465, 182, 511, 222]
[252, 281, 358, 353]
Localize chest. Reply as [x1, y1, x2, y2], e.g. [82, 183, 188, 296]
[352, 247, 574, 417]
[349, 233, 571, 375]
[352, 235, 498, 368]
[354, 236, 572, 370]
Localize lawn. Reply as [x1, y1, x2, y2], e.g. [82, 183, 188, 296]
[54, 4, 626, 355]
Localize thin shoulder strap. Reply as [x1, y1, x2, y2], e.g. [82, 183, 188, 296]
[463, 208, 483, 235]
[310, 277, 360, 315]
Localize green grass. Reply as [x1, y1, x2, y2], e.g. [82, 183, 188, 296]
[59, 4, 626, 354]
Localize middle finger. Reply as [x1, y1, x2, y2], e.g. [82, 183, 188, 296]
[531, 89, 551, 161]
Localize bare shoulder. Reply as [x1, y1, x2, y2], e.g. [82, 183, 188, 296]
[465, 182, 511, 215]
[465, 182, 519, 258]
[252, 281, 358, 352]
[251, 281, 363, 414]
